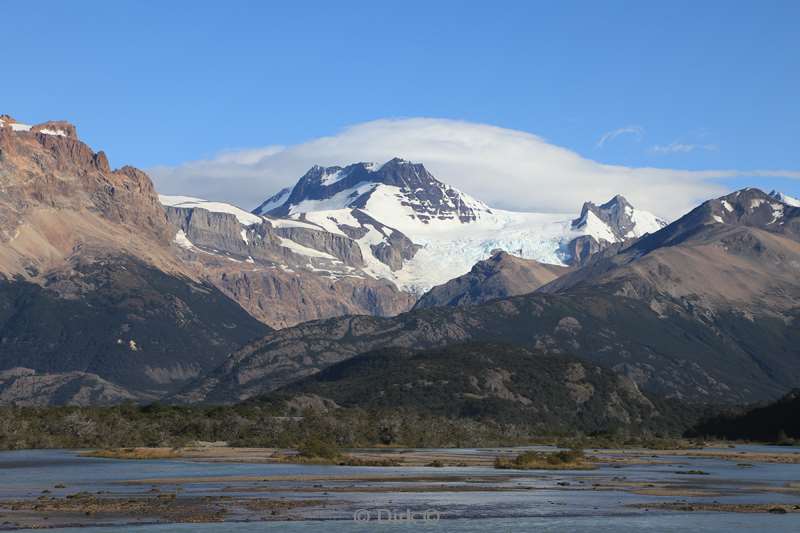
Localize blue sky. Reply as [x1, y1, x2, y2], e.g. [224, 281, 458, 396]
[4, 1, 800, 213]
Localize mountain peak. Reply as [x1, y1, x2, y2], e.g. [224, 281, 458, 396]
[769, 189, 800, 208]
[572, 194, 664, 242]
[627, 188, 800, 256]
[703, 188, 797, 228]
[600, 194, 633, 210]
[262, 158, 487, 225]
[383, 156, 412, 165]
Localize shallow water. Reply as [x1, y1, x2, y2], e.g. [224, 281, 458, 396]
[8, 514, 800, 532]
[1, 446, 799, 531]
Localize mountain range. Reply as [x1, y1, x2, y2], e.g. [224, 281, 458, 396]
[153, 156, 665, 327]
[1, 114, 799, 416]
[174, 188, 800, 406]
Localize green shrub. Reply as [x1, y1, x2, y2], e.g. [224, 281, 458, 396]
[297, 437, 340, 459]
[495, 448, 589, 470]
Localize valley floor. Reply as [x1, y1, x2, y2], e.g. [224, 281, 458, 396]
[81, 442, 800, 467]
[1, 445, 799, 531]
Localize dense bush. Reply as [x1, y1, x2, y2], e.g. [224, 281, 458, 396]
[686, 389, 800, 443]
[0, 403, 535, 451]
[494, 448, 590, 469]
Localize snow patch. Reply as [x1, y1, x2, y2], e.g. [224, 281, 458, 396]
[277, 237, 338, 260]
[320, 168, 345, 186]
[265, 217, 322, 231]
[769, 204, 784, 224]
[253, 188, 291, 215]
[579, 211, 617, 243]
[159, 195, 263, 226]
[8, 122, 32, 132]
[288, 182, 378, 214]
[37, 128, 68, 137]
[0, 119, 68, 137]
[173, 230, 194, 250]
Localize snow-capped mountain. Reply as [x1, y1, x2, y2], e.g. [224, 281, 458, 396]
[255, 158, 668, 293]
[259, 157, 489, 226]
[769, 190, 800, 208]
[572, 195, 666, 242]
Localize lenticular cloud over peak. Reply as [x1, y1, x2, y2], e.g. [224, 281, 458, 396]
[149, 117, 787, 219]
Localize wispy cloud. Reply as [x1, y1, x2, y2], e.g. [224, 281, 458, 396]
[650, 142, 718, 154]
[596, 125, 644, 148]
[147, 118, 800, 220]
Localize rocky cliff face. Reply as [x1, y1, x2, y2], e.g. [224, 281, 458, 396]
[269, 225, 367, 267]
[161, 199, 416, 328]
[205, 266, 416, 329]
[0, 116, 172, 277]
[0, 116, 270, 403]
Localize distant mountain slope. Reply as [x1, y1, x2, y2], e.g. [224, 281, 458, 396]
[0, 116, 270, 402]
[264, 343, 691, 434]
[177, 188, 800, 405]
[0, 257, 268, 398]
[540, 188, 800, 313]
[177, 286, 800, 405]
[687, 389, 800, 441]
[0, 367, 140, 406]
[413, 251, 571, 309]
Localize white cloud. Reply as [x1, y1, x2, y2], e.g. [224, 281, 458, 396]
[651, 142, 718, 154]
[596, 125, 644, 148]
[147, 118, 799, 220]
